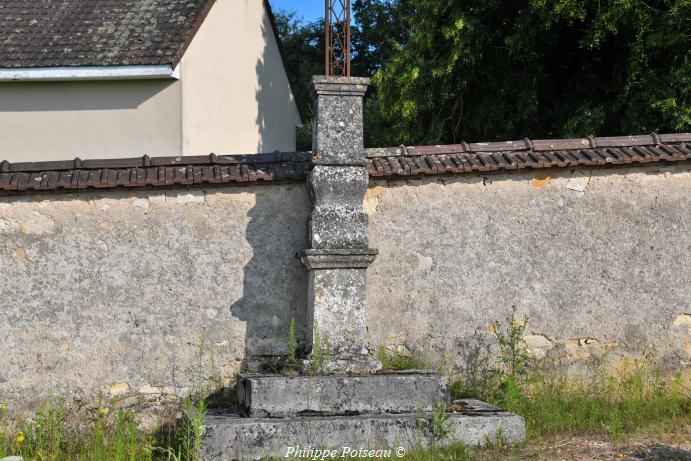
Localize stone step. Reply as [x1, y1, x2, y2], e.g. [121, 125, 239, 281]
[236, 372, 449, 417]
[202, 399, 526, 461]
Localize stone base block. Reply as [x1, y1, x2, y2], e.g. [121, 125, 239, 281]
[237, 373, 448, 417]
[202, 400, 526, 461]
[299, 354, 382, 375]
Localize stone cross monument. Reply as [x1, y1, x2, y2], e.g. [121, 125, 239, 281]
[299, 76, 381, 374]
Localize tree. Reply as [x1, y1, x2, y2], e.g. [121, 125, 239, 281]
[374, 0, 691, 145]
[275, 1, 689, 148]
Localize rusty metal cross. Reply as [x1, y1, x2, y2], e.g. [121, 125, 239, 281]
[325, 0, 351, 76]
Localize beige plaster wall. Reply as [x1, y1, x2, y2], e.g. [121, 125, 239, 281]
[0, 80, 182, 162]
[179, 0, 301, 155]
[0, 0, 300, 164]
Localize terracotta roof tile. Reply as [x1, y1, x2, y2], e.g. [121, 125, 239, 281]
[365, 133, 691, 179]
[1, 134, 689, 194]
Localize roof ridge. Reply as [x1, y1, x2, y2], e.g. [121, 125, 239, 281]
[365, 133, 691, 158]
[0, 152, 313, 174]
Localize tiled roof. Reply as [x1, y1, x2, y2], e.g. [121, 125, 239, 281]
[0, 0, 215, 68]
[366, 133, 691, 178]
[0, 152, 311, 193]
[0, 134, 689, 194]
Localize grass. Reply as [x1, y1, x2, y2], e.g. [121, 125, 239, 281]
[377, 345, 426, 371]
[0, 397, 207, 461]
[1, 309, 688, 460]
[447, 307, 690, 445]
[493, 363, 690, 440]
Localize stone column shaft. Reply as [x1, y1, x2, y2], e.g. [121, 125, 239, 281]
[300, 76, 380, 374]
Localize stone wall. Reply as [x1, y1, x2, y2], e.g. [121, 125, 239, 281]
[1, 163, 690, 408]
[0, 185, 309, 409]
[366, 164, 691, 376]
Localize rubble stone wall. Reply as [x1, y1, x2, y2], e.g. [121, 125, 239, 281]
[366, 163, 691, 378]
[1, 162, 690, 408]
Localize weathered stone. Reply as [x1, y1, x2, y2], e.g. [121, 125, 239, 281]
[311, 76, 369, 166]
[523, 334, 554, 359]
[300, 248, 377, 269]
[237, 373, 449, 417]
[132, 198, 149, 209]
[566, 170, 590, 192]
[108, 383, 130, 396]
[302, 76, 380, 374]
[673, 314, 691, 335]
[302, 268, 381, 374]
[172, 191, 205, 204]
[202, 400, 525, 461]
[19, 212, 54, 234]
[367, 165, 691, 376]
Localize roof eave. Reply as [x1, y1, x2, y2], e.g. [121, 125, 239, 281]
[0, 65, 180, 82]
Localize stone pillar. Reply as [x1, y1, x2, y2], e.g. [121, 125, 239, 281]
[300, 76, 381, 374]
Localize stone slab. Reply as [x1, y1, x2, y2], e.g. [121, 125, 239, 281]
[202, 399, 526, 460]
[237, 373, 448, 417]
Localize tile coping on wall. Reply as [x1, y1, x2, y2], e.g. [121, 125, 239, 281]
[1, 133, 689, 193]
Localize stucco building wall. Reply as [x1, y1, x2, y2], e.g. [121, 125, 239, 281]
[180, 0, 301, 155]
[0, 0, 301, 164]
[0, 80, 183, 162]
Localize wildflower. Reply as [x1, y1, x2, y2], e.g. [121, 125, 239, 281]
[0, 402, 7, 410]
[16, 432, 25, 444]
[100, 407, 108, 416]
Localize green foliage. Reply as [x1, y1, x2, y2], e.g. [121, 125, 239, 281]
[176, 399, 206, 461]
[375, 0, 691, 144]
[0, 397, 210, 461]
[377, 345, 426, 371]
[309, 321, 330, 375]
[507, 363, 690, 440]
[399, 443, 473, 461]
[493, 307, 530, 381]
[431, 402, 454, 440]
[287, 318, 298, 371]
[0, 399, 154, 461]
[275, 1, 690, 148]
[449, 311, 691, 441]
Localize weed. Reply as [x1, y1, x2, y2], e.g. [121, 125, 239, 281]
[448, 309, 691, 442]
[310, 321, 322, 375]
[377, 345, 426, 371]
[174, 398, 207, 461]
[309, 321, 330, 375]
[0, 394, 208, 460]
[493, 305, 529, 381]
[287, 318, 298, 371]
[431, 402, 454, 441]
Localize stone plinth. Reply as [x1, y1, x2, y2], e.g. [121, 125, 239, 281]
[202, 400, 526, 461]
[237, 373, 449, 417]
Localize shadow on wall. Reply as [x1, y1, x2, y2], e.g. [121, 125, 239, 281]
[255, 10, 272, 153]
[229, 189, 309, 371]
[0, 80, 174, 112]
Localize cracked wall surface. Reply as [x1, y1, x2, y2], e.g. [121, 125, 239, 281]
[367, 164, 691, 377]
[0, 185, 309, 408]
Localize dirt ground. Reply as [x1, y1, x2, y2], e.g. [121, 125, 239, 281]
[475, 428, 691, 460]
